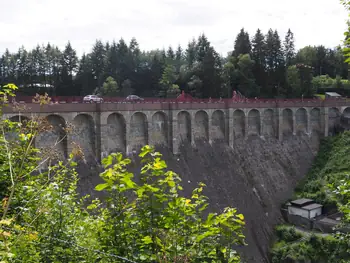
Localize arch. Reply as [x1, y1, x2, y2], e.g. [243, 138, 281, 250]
[295, 108, 308, 135]
[328, 107, 341, 135]
[130, 112, 148, 151]
[151, 111, 168, 146]
[106, 113, 126, 153]
[194, 110, 209, 141]
[9, 115, 30, 123]
[282, 108, 293, 136]
[247, 109, 261, 136]
[343, 107, 350, 117]
[310, 108, 321, 133]
[6, 115, 31, 142]
[36, 114, 68, 160]
[73, 114, 96, 160]
[233, 110, 245, 139]
[177, 111, 191, 143]
[211, 110, 225, 141]
[262, 109, 275, 137]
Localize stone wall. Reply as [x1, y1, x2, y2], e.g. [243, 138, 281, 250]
[4, 104, 350, 161]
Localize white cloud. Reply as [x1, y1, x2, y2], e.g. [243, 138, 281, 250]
[1, 0, 348, 56]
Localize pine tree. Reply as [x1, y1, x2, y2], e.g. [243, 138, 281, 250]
[186, 39, 197, 68]
[251, 29, 267, 93]
[265, 29, 286, 96]
[75, 54, 94, 95]
[196, 34, 211, 63]
[233, 28, 252, 56]
[166, 46, 175, 60]
[175, 45, 183, 61]
[62, 42, 78, 77]
[16, 47, 29, 88]
[91, 40, 106, 88]
[283, 28, 295, 67]
[106, 41, 118, 80]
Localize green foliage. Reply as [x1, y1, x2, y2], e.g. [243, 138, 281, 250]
[286, 64, 314, 98]
[275, 225, 303, 243]
[271, 232, 349, 263]
[312, 74, 350, 90]
[159, 64, 179, 97]
[294, 132, 350, 205]
[95, 145, 246, 263]
[101, 76, 119, 96]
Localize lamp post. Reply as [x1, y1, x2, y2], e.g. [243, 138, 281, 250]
[94, 75, 98, 94]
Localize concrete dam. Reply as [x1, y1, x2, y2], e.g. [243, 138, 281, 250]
[3, 98, 350, 262]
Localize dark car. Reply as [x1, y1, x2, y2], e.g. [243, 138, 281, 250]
[126, 95, 144, 101]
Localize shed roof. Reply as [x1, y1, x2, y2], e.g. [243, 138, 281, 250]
[302, 203, 323, 211]
[325, 92, 342, 97]
[290, 198, 314, 206]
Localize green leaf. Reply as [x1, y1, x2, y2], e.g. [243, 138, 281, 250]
[139, 145, 153, 158]
[142, 235, 153, 244]
[95, 183, 109, 191]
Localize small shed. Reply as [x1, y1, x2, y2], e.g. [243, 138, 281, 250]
[287, 198, 323, 219]
[325, 92, 342, 99]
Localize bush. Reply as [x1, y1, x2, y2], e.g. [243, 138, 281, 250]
[275, 225, 303, 243]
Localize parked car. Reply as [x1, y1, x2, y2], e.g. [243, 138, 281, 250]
[126, 95, 144, 101]
[83, 95, 104, 103]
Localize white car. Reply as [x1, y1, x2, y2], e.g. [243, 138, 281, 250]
[126, 95, 144, 101]
[83, 95, 104, 103]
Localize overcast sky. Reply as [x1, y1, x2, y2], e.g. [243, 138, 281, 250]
[1, 0, 349, 57]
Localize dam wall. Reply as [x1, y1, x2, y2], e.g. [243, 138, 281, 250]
[3, 98, 347, 161]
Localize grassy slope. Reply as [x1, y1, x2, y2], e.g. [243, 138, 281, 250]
[294, 131, 350, 206]
[271, 132, 350, 262]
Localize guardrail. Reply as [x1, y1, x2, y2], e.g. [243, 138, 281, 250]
[11, 95, 350, 108]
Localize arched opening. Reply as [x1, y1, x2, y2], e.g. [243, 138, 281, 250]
[310, 108, 321, 134]
[341, 107, 350, 131]
[310, 108, 322, 133]
[343, 107, 350, 117]
[295, 108, 307, 135]
[282, 108, 293, 137]
[106, 113, 126, 153]
[9, 115, 30, 124]
[262, 109, 275, 137]
[211, 110, 225, 141]
[233, 110, 245, 139]
[194, 110, 209, 141]
[151, 111, 168, 146]
[329, 108, 341, 135]
[73, 114, 96, 160]
[6, 115, 31, 142]
[36, 114, 68, 160]
[247, 109, 261, 136]
[130, 112, 148, 151]
[177, 111, 191, 143]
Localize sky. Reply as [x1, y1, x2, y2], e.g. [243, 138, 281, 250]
[1, 0, 349, 57]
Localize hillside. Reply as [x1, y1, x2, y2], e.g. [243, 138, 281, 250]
[294, 132, 350, 206]
[271, 132, 350, 262]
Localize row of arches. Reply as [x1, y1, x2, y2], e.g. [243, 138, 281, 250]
[6, 106, 346, 157]
[8, 114, 96, 162]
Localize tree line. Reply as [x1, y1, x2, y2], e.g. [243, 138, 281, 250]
[0, 28, 348, 99]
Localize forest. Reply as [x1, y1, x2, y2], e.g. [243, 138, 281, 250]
[1, 28, 349, 99]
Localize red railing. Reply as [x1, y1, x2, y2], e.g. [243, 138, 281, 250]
[12, 94, 349, 107]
